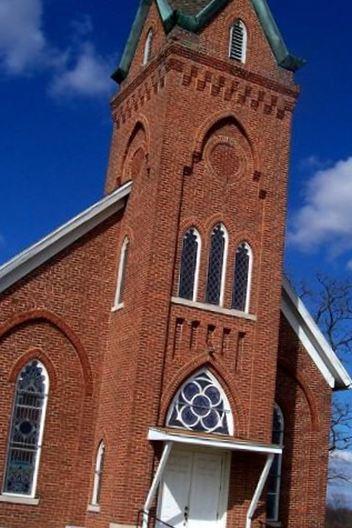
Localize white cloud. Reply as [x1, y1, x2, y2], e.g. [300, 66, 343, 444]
[50, 44, 114, 98]
[289, 157, 352, 258]
[0, 0, 46, 74]
[0, 0, 113, 98]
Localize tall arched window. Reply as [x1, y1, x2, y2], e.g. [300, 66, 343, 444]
[143, 29, 153, 65]
[229, 20, 247, 63]
[113, 237, 129, 309]
[206, 224, 228, 306]
[167, 370, 233, 435]
[267, 405, 284, 523]
[232, 242, 252, 312]
[178, 228, 201, 302]
[3, 360, 49, 497]
[90, 441, 105, 508]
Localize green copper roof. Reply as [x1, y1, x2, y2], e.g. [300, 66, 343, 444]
[112, 0, 305, 83]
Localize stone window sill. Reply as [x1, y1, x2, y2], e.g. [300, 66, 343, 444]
[171, 297, 257, 321]
[111, 302, 124, 313]
[0, 494, 39, 506]
[87, 504, 101, 513]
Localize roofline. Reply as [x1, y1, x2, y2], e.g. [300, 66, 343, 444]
[0, 181, 133, 295]
[282, 276, 352, 391]
[112, 0, 305, 83]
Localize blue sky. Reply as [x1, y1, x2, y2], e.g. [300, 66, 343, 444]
[0, 0, 352, 502]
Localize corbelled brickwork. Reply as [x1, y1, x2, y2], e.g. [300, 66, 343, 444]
[0, 1, 332, 528]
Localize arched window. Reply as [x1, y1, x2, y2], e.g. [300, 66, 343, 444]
[229, 20, 247, 63]
[267, 405, 284, 523]
[143, 29, 153, 65]
[232, 242, 252, 312]
[178, 228, 201, 302]
[3, 360, 49, 497]
[113, 237, 129, 309]
[206, 224, 228, 306]
[167, 370, 233, 435]
[90, 441, 105, 507]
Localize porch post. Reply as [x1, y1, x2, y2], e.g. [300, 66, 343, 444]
[142, 441, 173, 528]
[246, 453, 275, 528]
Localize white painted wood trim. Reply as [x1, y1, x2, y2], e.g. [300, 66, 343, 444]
[0, 181, 132, 294]
[148, 428, 282, 455]
[171, 297, 257, 321]
[0, 494, 39, 505]
[246, 454, 274, 528]
[282, 277, 351, 389]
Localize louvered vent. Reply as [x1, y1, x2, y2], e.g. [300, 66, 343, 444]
[229, 20, 246, 62]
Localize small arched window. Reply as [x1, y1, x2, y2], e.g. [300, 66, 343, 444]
[143, 29, 153, 65]
[232, 242, 252, 312]
[113, 237, 129, 309]
[267, 405, 284, 523]
[229, 20, 247, 63]
[179, 228, 201, 302]
[3, 360, 49, 497]
[167, 370, 233, 435]
[90, 441, 105, 507]
[206, 224, 228, 306]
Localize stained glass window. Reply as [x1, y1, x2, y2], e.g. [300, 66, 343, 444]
[4, 360, 49, 496]
[232, 242, 252, 312]
[179, 229, 200, 301]
[91, 441, 105, 506]
[267, 405, 284, 522]
[206, 224, 227, 306]
[143, 29, 153, 65]
[167, 371, 233, 435]
[113, 237, 129, 308]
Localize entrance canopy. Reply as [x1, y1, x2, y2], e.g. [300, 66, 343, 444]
[148, 427, 282, 455]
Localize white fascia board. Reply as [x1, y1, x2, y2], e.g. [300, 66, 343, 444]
[148, 428, 282, 455]
[0, 182, 132, 295]
[282, 277, 352, 390]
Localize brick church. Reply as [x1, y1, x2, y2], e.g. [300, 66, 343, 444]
[0, 0, 350, 527]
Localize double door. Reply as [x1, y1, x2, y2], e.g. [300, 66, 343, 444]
[157, 446, 230, 528]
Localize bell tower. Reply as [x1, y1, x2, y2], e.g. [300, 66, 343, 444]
[94, 0, 303, 526]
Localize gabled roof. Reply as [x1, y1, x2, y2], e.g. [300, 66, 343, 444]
[0, 181, 132, 294]
[0, 181, 349, 391]
[113, 0, 305, 83]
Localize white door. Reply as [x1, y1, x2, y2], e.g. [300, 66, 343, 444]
[158, 447, 229, 528]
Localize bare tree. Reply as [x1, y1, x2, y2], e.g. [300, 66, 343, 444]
[297, 275, 352, 483]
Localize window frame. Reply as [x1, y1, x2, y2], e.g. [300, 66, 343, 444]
[267, 404, 284, 523]
[113, 237, 129, 310]
[205, 224, 229, 307]
[178, 227, 202, 303]
[90, 441, 105, 508]
[232, 241, 253, 313]
[2, 360, 49, 500]
[143, 29, 154, 65]
[229, 19, 248, 63]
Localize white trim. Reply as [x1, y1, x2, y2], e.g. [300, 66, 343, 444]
[3, 360, 49, 499]
[143, 29, 153, 65]
[246, 454, 275, 528]
[90, 441, 105, 507]
[142, 442, 173, 528]
[148, 428, 282, 455]
[220, 225, 228, 307]
[229, 19, 248, 63]
[87, 504, 101, 513]
[113, 237, 129, 308]
[111, 302, 124, 313]
[282, 277, 352, 389]
[0, 181, 132, 295]
[0, 494, 40, 505]
[172, 296, 256, 321]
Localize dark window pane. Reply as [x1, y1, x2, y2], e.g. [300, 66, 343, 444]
[179, 229, 199, 300]
[232, 243, 250, 311]
[206, 225, 226, 305]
